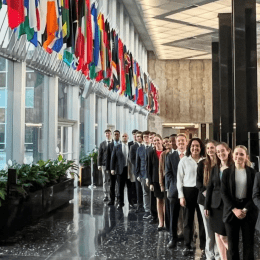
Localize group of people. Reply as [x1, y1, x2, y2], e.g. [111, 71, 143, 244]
[97, 129, 260, 260]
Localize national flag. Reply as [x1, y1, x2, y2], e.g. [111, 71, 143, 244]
[39, 0, 47, 34]
[61, 0, 70, 41]
[43, 0, 58, 52]
[19, 16, 34, 41]
[7, 0, 25, 29]
[66, 0, 76, 52]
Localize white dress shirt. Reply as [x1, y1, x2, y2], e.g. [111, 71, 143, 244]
[235, 168, 247, 199]
[122, 142, 129, 166]
[177, 155, 204, 198]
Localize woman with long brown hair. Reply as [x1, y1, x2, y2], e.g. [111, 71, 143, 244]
[147, 134, 166, 231]
[205, 142, 233, 260]
[196, 140, 219, 260]
[221, 145, 257, 260]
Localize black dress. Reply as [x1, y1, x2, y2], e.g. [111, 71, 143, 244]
[205, 166, 226, 236]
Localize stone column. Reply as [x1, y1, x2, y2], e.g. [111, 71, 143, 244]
[48, 76, 59, 159]
[12, 61, 26, 164]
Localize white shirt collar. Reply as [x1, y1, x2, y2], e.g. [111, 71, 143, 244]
[188, 155, 205, 163]
[177, 150, 186, 156]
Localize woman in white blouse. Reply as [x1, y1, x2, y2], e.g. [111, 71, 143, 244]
[177, 138, 206, 256]
[221, 145, 257, 260]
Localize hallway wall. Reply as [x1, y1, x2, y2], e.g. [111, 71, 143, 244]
[147, 53, 212, 136]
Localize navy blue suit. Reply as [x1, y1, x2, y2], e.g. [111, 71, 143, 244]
[165, 151, 181, 241]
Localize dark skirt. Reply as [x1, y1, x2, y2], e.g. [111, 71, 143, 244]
[209, 203, 226, 236]
[153, 182, 164, 199]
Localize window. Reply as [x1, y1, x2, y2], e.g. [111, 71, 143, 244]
[0, 57, 7, 169]
[24, 70, 45, 164]
[58, 81, 68, 119]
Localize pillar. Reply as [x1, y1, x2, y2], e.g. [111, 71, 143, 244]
[232, 0, 258, 148]
[85, 93, 96, 152]
[212, 41, 220, 142]
[12, 62, 26, 164]
[218, 13, 233, 143]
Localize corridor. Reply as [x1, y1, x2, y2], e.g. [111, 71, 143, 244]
[1, 187, 260, 260]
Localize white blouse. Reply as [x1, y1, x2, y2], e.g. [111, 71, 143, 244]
[177, 155, 204, 198]
[235, 168, 247, 199]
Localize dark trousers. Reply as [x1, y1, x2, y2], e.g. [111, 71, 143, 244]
[135, 179, 143, 208]
[110, 173, 116, 202]
[164, 194, 171, 232]
[150, 190, 157, 220]
[183, 187, 205, 249]
[117, 167, 133, 206]
[225, 213, 256, 260]
[168, 197, 180, 241]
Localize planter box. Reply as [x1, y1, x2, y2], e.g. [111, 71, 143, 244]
[43, 179, 74, 213]
[0, 179, 74, 240]
[81, 164, 102, 186]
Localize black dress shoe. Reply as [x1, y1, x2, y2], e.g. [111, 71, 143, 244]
[149, 218, 158, 224]
[167, 240, 177, 248]
[103, 197, 109, 202]
[157, 226, 164, 232]
[108, 201, 114, 206]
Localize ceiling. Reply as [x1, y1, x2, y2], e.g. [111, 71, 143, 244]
[121, 0, 260, 59]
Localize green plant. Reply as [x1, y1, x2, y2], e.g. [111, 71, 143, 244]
[80, 148, 98, 167]
[0, 170, 7, 207]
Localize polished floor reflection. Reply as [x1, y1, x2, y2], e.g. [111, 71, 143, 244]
[1, 187, 260, 260]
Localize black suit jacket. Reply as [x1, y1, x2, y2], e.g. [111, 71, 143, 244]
[165, 151, 180, 199]
[147, 147, 166, 184]
[130, 143, 140, 176]
[111, 144, 128, 175]
[253, 172, 260, 231]
[205, 165, 223, 210]
[221, 164, 257, 223]
[129, 141, 134, 147]
[106, 142, 115, 171]
[98, 140, 112, 167]
[196, 159, 206, 205]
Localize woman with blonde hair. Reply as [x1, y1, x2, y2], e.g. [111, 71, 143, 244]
[205, 142, 233, 260]
[221, 145, 257, 260]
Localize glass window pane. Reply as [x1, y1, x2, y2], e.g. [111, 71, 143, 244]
[0, 124, 5, 143]
[0, 89, 6, 107]
[25, 88, 34, 108]
[58, 81, 68, 119]
[0, 57, 6, 71]
[24, 70, 44, 163]
[57, 126, 61, 153]
[0, 73, 6, 88]
[0, 108, 5, 123]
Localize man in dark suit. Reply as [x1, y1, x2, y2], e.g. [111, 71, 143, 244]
[130, 131, 144, 212]
[111, 133, 132, 210]
[136, 130, 151, 219]
[106, 130, 121, 206]
[128, 129, 138, 147]
[147, 132, 157, 224]
[97, 129, 113, 202]
[165, 133, 187, 248]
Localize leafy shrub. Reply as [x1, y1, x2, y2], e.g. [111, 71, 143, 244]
[80, 148, 98, 167]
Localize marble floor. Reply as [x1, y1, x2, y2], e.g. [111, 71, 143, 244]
[1, 186, 260, 260]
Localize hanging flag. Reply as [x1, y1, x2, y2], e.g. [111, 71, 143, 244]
[29, 0, 37, 30]
[0, 0, 2, 9]
[51, 0, 63, 53]
[66, 0, 76, 52]
[19, 16, 34, 41]
[61, 0, 70, 41]
[7, 0, 25, 29]
[39, 0, 47, 34]
[43, 0, 58, 52]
